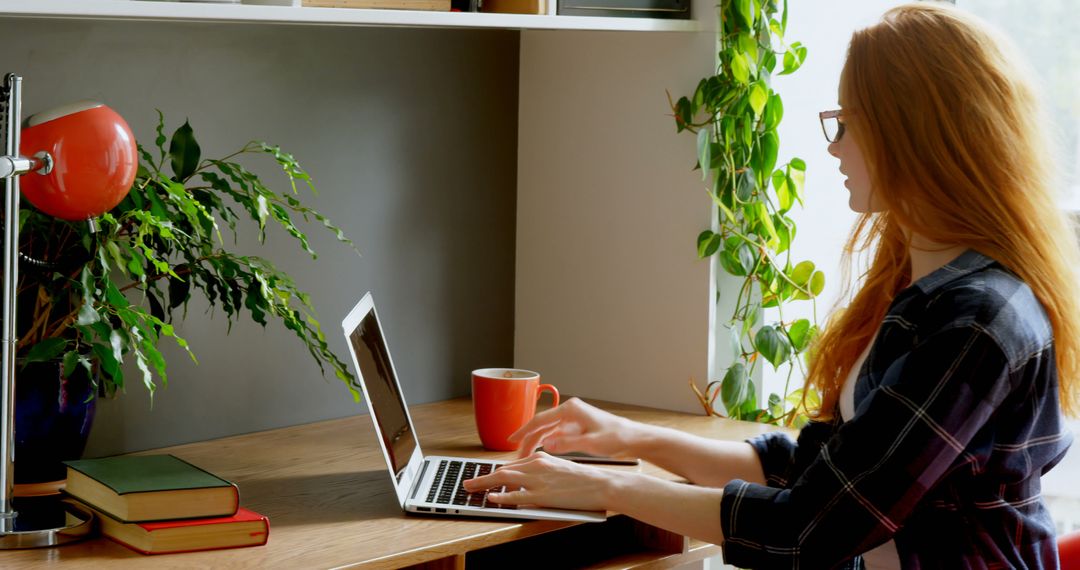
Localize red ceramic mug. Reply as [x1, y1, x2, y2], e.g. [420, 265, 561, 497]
[472, 368, 559, 451]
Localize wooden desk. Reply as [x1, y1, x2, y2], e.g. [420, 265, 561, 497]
[0, 398, 782, 569]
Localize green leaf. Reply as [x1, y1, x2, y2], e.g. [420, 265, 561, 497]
[126, 255, 144, 278]
[774, 214, 791, 253]
[769, 17, 783, 38]
[763, 93, 783, 132]
[256, 195, 270, 231]
[62, 350, 79, 378]
[138, 331, 167, 379]
[759, 131, 779, 185]
[754, 325, 791, 369]
[697, 230, 722, 258]
[713, 195, 737, 225]
[109, 329, 125, 365]
[762, 50, 777, 74]
[697, 127, 711, 181]
[729, 324, 743, 359]
[748, 304, 762, 329]
[721, 116, 735, 148]
[810, 270, 826, 297]
[788, 318, 811, 351]
[737, 31, 758, 63]
[742, 202, 759, 228]
[790, 157, 806, 171]
[77, 302, 100, 326]
[780, 42, 807, 76]
[719, 250, 747, 277]
[92, 341, 121, 389]
[737, 380, 759, 418]
[773, 169, 793, 212]
[730, 52, 750, 85]
[737, 168, 756, 202]
[805, 386, 821, 409]
[24, 338, 68, 364]
[790, 260, 815, 286]
[169, 120, 202, 181]
[675, 97, 692, 133]
[785, 387, 805, 408]
[133, 349, 155, 395]
[749, 80, 768, 117]
[154, 109, 168, 164]
[144, 180, 169, 218]
[756, 202, 779, 250]
[105, 241, 128, 278]
[105, 282, 130, 309]
[721, 363, 749, 411]
[77, 355, 94, 378]
[768, 393, 783, 418]
[735, 0, 753, 27]
[168, 274, 192, 310]
[737, 243, 756, 274]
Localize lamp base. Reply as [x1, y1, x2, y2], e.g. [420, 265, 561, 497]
[0, 495, 94, 549]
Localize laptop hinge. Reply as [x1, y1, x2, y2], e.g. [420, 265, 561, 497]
[409, 459, 430, 501]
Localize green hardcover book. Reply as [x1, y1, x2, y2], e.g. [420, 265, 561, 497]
[63, 454, 239, 523]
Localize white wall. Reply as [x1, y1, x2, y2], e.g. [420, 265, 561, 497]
[515, 29, 716, 412]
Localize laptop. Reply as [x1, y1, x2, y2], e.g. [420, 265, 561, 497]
[341, 292, 606, 523]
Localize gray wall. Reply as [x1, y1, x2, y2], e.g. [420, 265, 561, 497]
[0, 19, 519, 455]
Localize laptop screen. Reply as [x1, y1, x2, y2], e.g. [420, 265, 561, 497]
[347, 307, 418, 483]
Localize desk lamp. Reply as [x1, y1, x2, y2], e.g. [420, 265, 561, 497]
[0, 73, 137, 547]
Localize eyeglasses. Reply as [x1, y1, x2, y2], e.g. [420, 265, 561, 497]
[819, 109, 845, 143]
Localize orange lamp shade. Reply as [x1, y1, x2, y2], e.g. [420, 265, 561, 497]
[19, 102, 137, 221]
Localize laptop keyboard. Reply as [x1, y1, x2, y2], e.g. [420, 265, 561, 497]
[427, 460, 518, 510]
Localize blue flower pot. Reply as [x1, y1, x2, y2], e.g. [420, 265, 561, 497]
[14, 360, 96, 486]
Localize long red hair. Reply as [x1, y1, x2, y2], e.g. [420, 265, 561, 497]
[805, 3, 1080, 418]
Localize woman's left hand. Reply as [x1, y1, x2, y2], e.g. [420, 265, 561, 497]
[462, 452, 620, 512]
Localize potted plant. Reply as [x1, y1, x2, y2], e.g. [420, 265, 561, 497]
[14, 111, 359, 486]
[671, 0, 821, 426]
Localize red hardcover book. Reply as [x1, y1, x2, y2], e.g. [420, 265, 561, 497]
[98, 506, 269, 555]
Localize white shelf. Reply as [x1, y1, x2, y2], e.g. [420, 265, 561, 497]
[0, 0, 701, 32]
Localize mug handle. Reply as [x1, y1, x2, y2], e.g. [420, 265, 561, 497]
[537, 383, 559, 408]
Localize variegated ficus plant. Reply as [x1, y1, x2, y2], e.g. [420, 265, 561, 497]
[16, 114, 361, 401]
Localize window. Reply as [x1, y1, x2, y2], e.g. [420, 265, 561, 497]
[959, 0, 1080, 209]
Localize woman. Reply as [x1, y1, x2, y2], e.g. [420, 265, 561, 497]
[465, 3, 1078, 567]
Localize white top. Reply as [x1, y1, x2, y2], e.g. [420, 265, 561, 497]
[840, 332, 901, 570]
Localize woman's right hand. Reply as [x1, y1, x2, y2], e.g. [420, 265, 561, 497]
[511, 397, 646, 459]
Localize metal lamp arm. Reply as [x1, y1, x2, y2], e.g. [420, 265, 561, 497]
[0, 73, 95, 547]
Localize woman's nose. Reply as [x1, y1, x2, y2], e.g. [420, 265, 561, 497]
[827, 140, 840, 158]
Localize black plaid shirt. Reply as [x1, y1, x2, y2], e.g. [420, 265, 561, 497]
[720, 250, 1072, 569]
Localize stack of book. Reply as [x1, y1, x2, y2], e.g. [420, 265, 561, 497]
[63, 454, 269, 555]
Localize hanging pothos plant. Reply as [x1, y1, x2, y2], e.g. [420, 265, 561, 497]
[670, 0, 822, 427]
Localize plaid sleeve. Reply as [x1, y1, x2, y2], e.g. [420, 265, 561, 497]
[720, 325, 1013, 568]
[747, 420, 834, 488]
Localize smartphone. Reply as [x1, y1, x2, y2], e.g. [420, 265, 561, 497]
[537, 448, 640, 466]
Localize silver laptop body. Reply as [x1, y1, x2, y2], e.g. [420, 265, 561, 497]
[341, 292, 606, 523]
